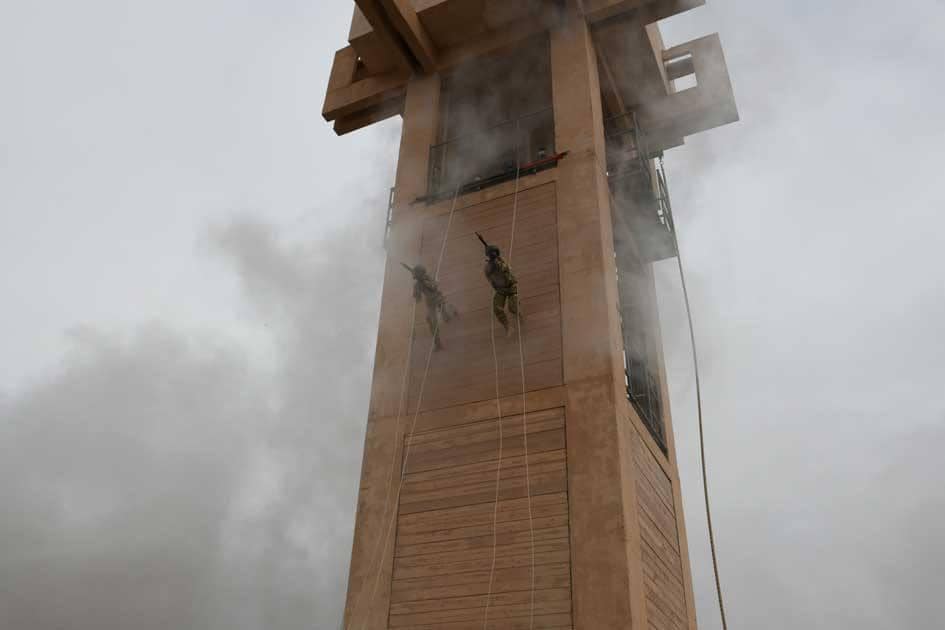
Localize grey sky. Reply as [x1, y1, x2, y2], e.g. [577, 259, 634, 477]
[1, 1, 944, 629]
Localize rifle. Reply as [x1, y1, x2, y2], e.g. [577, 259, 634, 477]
[401, 262, 415, 275]
[475, 232, 490, 249]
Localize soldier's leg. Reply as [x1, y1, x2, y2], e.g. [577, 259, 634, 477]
[427, 308, 443, 350]
[493, 292, 510, 333]
[508, 293, 524, 332]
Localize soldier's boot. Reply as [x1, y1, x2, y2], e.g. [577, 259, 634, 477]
[427, 316, 444, 351]
[494, 307, 511, 337]
[441, 303, 458, 323]
[508, 296, 523, 334]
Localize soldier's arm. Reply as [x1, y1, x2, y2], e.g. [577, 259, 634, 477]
[502, 260, 517, 284]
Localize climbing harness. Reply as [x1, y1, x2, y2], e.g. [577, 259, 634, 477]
[346, 185, 463, 630]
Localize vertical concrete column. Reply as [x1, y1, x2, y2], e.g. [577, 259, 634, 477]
[392, 75, 441, 210]
[343, 73, 440, 630]
[370, 73, 441, 419]
[551, 11, 639, 630]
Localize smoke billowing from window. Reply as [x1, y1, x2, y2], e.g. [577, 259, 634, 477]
[431, 35, 555, 195]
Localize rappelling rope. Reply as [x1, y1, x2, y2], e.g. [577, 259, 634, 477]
[662, 160, 729, 630]
[603, 143, 730, 629]
[482, 284, 505, 630]
[587, 135, 729, 629]
[348, 185, 463, 630]
[482, 132, 532, 630]
[506, 139, 536, 630]
[342, 297, 418, 629]
[559, 2, 729, 621]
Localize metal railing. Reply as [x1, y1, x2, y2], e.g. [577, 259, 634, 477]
[605, 111, 653, 183]
[608, 110, 672, 451]
[606, 110, 678, 261]
[427, 108, 555, 198]
[654, 157, 676, 234]
[625, 348, 667, 452]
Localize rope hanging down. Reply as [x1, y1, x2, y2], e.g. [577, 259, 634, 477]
[598, 143, 730, 630]
[346, 185, 463, 630]
[342, 297, 417, 628]
[482, 139, 536, 630]
[507, 150, 536, 630]
[663, 159, 729, 630]
[346, 137, 727, 630]
[483, 287, 505, 630]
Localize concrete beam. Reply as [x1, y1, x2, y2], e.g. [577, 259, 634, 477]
[597, 47, 627, 119]
[325, 46, 359, 93]
[322, 46, 408, 122]
[349, 7, 399, 74]
[665, 53, 695, 81]
[640, 0, 705, 23]
[636, 33, 739, 150]
[551, 15, 639, 628]
[436, 9, 556, 71]
[375, 0, 439, 73]
[592, 11, 668, 108]
[353, 0, 415, 72]
[332, 96, 404, 136]
[354, 0, 438, 74]
[581, 0, 704, 23]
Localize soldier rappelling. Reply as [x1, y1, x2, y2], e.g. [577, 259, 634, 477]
[402, 263, 457, 350]
[476, 233, 521, 336]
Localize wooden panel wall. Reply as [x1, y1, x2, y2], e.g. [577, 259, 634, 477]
[389, 407, 573, 629]
[407, 182, 562, 413]
[631, 431, 690, 630]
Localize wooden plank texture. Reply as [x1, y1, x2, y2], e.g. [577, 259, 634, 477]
[408, 183, 562, 413]
[633, 430, 689, 630]
[388, 406, 572, 629]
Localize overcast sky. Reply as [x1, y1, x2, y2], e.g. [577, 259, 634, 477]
[2, 1, 944, 629]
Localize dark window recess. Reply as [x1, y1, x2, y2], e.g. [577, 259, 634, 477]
[607, 111, 671, 452]
[605, 112, 677, 264]
[426, 36, 555, 200]
[617, 263, 668, 453]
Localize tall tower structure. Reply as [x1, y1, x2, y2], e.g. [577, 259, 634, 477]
[323, 2, 737, 629]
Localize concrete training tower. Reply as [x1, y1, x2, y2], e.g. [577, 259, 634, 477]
[322, 1, 738, 628]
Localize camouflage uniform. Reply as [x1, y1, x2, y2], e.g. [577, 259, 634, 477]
[411, 268, 456, 349]
[484, 256, 519, 333]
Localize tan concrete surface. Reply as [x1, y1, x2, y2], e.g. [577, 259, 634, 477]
[341, 75, 440, 629]
[331, 2, 739, 628]
[551, 11, 637, 629]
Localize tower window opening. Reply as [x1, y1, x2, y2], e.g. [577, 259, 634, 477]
[664, 51, 697, 92]
[606, 112, 670, 452]
[616, 261, 667, 453]
[605, 112, 677, 263]
[428, 35, 555, 199]
[673, 74, 698, 92]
